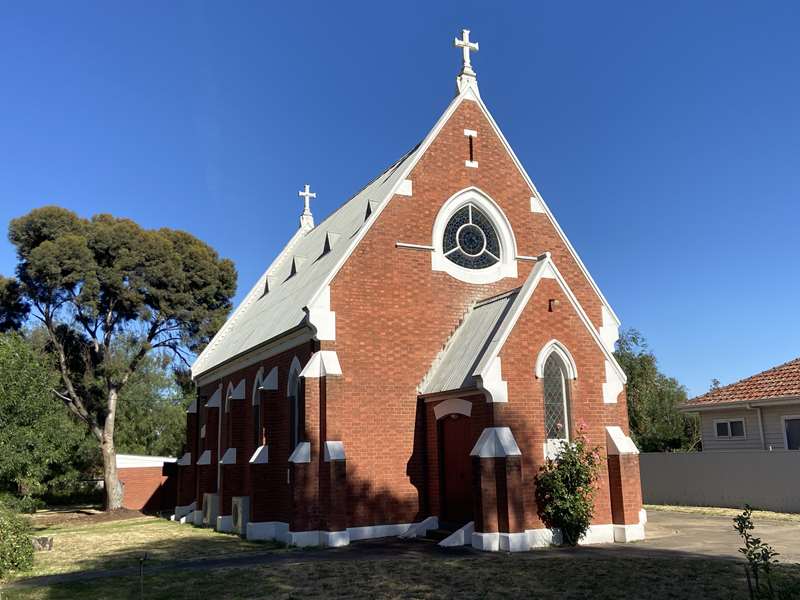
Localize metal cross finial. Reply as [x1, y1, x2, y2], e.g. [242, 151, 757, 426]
[454, 29, 479, 77]
[298, 184, 316, 216]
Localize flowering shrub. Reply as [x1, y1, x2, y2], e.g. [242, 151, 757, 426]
[534, 426, 601, 546]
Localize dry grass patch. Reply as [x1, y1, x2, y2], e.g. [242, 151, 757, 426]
[645, 504, 800, 523]
[7, 555, 800, 600]
[3, 515, 280, 583]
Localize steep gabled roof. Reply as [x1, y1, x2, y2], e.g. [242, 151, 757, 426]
[193, 75, 622, 380]
[191, 146, 420, 378]
[420, 289, 518, 395]
[685, 358, 800, 408]
[420, 254, 626, 396]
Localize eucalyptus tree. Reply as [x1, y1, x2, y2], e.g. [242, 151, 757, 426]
[1, 206, 236, 509]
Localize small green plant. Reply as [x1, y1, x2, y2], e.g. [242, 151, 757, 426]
[734, 505, 780, 599]
[0, 504, 34, 578]
[534, 425, 601, 546]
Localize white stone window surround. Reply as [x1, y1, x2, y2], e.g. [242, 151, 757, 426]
[431, 187, 518, 284]
[535, 339, 578, 460]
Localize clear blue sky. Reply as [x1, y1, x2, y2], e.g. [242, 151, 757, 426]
[2, 1, 798, 397]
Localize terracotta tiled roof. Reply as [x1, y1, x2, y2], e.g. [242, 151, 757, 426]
[685, 357, 800, 407]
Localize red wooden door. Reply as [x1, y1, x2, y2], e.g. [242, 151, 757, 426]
[440, 414, 474, 524]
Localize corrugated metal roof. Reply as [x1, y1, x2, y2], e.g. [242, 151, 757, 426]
[420, 290, 518, 395]
[192, 146, 420, 377]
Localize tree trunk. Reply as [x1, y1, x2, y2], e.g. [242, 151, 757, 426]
[101, 437, 124, 510]
[102, 387, 124, 511]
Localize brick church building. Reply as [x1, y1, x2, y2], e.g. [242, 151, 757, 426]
[174, 30, 645, 551]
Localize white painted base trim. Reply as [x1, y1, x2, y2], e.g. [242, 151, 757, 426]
[320, 530, 350, 547]
[246, 521, 289, 542]
[173, 501, 195, 520]
[471, 531, 500, 552]
[216, 515, 234, 533]
[639, 508, 648, 524]
[470, 522, 641, 552]
[285, 530, 322, 547]
[613, 522, 645, 542]
[439, 521, 474, 547]
[347, 522, 414, 541]
[526, 528, 560, 548]
[579, 524, 615, 545]
[499, 532, 528, 552]
[399, 516, 439, 539]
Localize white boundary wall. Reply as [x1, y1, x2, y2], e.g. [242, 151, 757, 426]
[640, 451, 800, 513]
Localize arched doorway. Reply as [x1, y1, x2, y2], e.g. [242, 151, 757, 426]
[438, 413, 474, 524]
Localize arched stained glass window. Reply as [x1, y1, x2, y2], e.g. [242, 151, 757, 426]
[443, 203, 500, 270]
[543, 353, 570, 440]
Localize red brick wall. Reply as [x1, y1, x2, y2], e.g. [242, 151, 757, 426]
[324, 98, 629, 528]
[181, 95, 639, 532]
[119, 466, 174, 511]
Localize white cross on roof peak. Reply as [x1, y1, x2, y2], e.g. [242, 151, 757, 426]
[454, 29, 479, 77]
[298, 184, 316, 230]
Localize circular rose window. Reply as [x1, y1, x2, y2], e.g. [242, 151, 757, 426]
[442, 203, 500, 269]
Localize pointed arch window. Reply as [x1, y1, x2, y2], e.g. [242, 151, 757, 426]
[543, 353, 571, 441]
[287, 360, 303, 450]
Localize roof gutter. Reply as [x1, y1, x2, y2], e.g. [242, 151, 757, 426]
[681, 395, 800, 413]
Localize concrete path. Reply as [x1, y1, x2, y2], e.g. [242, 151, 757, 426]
[4, 509, 799, 590]
[639, 509, 800, 562]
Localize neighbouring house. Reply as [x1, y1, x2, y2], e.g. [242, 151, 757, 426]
[173, 30, 644, 552]
[683, 358, 800, 451]
[116, 454, 177, 512]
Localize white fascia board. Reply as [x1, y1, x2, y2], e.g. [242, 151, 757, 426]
[469, 91, 621, 328]
[299, 350, 342, 378]
[470, 427, 522, 458]
[323, 441, 346, 462]
[288, 442, 311, 463]
[192, 227, 309, 379]
[249, 445, 269, 464]
[116, 454, 177, 468]
[605, 426, 640, 455]
[194, 327, 312, 388]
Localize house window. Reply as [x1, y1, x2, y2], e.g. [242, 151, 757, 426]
[443, 203, 500, 270]
[714, 419, 746, 439]
[543, 353, 570, 441]
[784, 417, 800, 450]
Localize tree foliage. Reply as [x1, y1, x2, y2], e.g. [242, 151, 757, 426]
[114, 352, 194, 458]
[1, 206, 236, 508]
[614, 328, 700, 452]
[0, 333, 89, 497]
